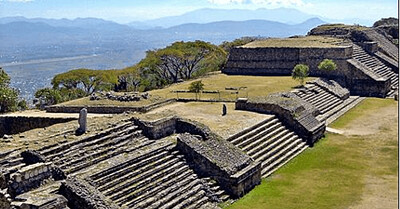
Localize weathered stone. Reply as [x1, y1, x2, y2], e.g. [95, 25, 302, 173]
[77, 108, 88, 135]
[21, 150, 46, 165]
[59, 177, 119, 209]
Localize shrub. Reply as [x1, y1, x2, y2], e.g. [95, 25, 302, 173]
[292, 64, 309, 86]
[318, 59, 337, 71]
[188, 80, 205, 100]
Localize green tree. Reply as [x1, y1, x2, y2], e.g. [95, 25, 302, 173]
[188, 80, 204, 100]
[292, 64, 309, 86]
[0, 68, 23, 113]
[318, 59, 337, 72]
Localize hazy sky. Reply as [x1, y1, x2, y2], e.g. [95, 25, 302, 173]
[0, 0, 397, 23]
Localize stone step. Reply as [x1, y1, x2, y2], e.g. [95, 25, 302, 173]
[158, 184, 204, 209]
[148, 179, 202, 209]
[125, 170, 194, 208]
[227, 117, 276, 142]
[261, 139, 305, 174]
[185, 196, 210, 209]
[101, 154, 178, 194]
[55, 130, 142, 166]
[312, 95, 339, 111]
[65, 138, 153, 174]
[306, 91, 331, 105]
[45, 125, 138, 161]
[171, 190, 206, 209]
[250, 131, 294, 160]
[40, 122, 133, 156]
[90, 141, 174, 180]
[318, 97, 343, 115]
[59, 133, 141, 170]
[258, 136, 302, 166]
[236, 122, 282, 149]
[321, 97, 365, 125]
[262, 143, 308, 178]
[230, 118, 279, 146]
[93, 150, 170, 186]
[114, 162, 190, 205]
[241, 125, 286, 152]
[245, 128, 290, 156]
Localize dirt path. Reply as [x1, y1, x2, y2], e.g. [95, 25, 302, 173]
[2, 110, 112, 118]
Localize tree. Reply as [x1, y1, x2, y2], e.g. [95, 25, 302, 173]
[318, 59, 337, 72]
[292, 64, 309, 86]
[188, 80, 204, 100]
[0, 68, 23, 113]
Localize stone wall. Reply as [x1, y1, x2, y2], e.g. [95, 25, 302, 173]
[308, 78, 350, 100]
[223, 46, 353, 78]
[0, 116, 76, 137]
[46, 99, 176, 114]
[236, 95, 325, 146]
[59, 177, 118, 209]
[347, 59, 391, 97]
[8, 163, 53, 197]
[177, 134, 261, 198]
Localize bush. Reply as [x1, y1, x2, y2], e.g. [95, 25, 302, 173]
[318, 59, 337, 71]
[188, 80, 205, 100]
[292, 64, 309, 86]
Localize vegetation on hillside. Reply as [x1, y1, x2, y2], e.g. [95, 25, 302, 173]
[0, 69, 27, 113]
[35, 40, 227, 106]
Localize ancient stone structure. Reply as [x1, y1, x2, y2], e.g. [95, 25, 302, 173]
[235, 94, 325, 146]
[223, 33, 398, 98]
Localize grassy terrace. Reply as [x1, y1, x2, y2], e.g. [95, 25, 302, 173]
[226, 98, 398, 209]
[242, 36, 345, 48]
[57, 73, 314, 106]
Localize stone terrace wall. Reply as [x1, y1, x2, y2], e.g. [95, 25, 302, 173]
[0, 116, 76, 137]
[46, 99, 176, 114]
[223, 46, 353, 78]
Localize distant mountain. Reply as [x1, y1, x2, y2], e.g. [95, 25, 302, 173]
[160, 18, 326, 41]
[131, 8, 318, 29]
[0, 16, 131, 31]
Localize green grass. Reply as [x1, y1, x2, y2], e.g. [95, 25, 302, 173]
[227, 98, 398, 209]
[330, 98, 395, 129]
[150, 73, 314, 100]
[242, 36, 345, 48]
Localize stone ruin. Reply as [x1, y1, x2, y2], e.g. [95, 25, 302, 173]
[223, 27, 398, 98]
[90, 91, 150, 102]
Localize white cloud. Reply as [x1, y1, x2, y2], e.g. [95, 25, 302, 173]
[208, 0, 306, 6]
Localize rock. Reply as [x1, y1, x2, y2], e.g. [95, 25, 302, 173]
[3, 135, 12, 139]
[76, 108, 87, 135]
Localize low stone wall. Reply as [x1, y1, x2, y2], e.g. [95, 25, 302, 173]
[236, 95, 325, 146]
[46, 99, 176, 114]
[177, 134, 261, 198]
[8, 163, 53, 197]
[59, 177, 118, 209]
[132, 116, 177, 139]
[0, 116, 76, 137]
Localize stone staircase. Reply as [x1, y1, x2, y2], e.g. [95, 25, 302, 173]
[292, 83, 364, 124]
[352, 44, 399, 97]
[88, 143, 216, 209]
[227, 116, 308, 178]
[38, 122, 152, 175]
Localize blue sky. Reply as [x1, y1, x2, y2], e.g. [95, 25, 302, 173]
[0, 0, 397, 23]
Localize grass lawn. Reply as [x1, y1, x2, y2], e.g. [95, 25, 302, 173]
[150, 73, 314, 101]
[57, 73, 314, 106]
[226, 98, 398, 209]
